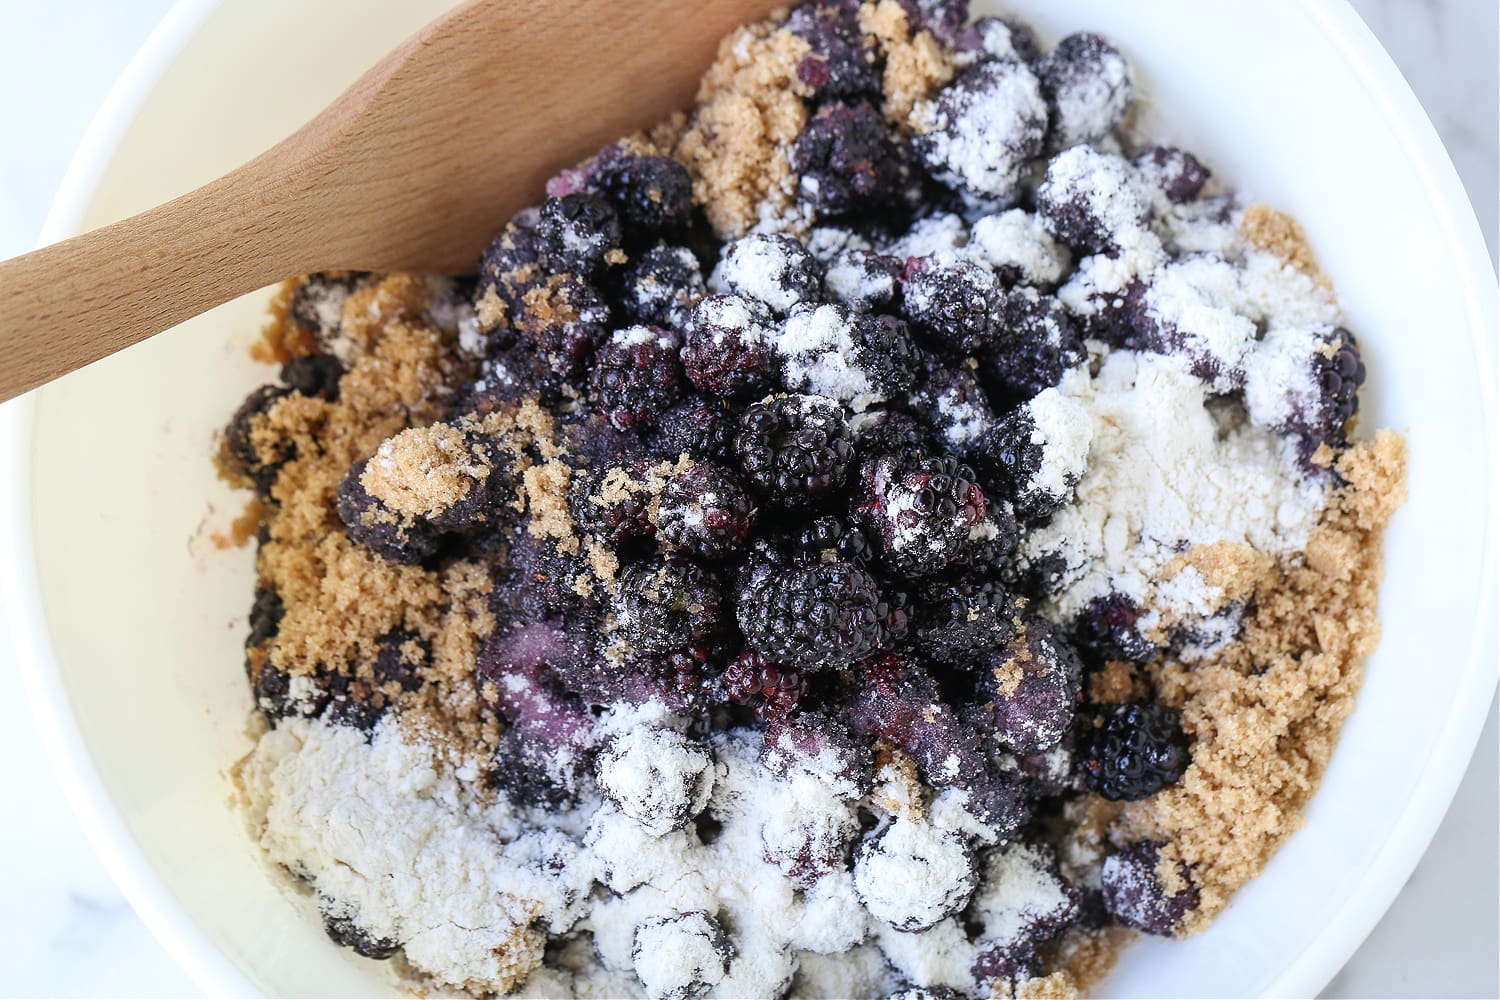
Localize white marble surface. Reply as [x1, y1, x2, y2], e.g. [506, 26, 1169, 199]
[0, 1, 1494, 997]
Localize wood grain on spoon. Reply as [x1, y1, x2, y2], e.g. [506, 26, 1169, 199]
[0, 0, 782, 404]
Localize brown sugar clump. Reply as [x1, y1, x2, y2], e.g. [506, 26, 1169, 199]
[1241, 203, 1331, 287]
[1113, 430, 1407, 932]
[675, 15, 810, 237]
[859, 0, 956, 128]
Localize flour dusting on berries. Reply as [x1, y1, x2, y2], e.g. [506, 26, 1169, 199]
[220, 2, 1404, 997]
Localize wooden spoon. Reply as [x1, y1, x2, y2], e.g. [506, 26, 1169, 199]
[0, 0, 782, 403]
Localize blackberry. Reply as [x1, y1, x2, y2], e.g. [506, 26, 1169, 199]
[1245, 325, 1366, 457]
[632, 911, 733, 1000]
[900, 258, 1002, 357]
[680, 293, 779, 399]
[906, 360, 1000, 463]
[785, 0, 882, 101]
[478, 216, 547, 312]
[760, 789, 859, 886]
[1077, 702, 1190, 801]
[1101, 840, 1200, 935]
[1305, 327, 1365, 438]
[657, 462, 756, 558]
[459, 344, 561, 414]
[734, 394, 853, 509]
[791, 101, 908, 218]
[222, 385, 292, 495]
[372, 629, 428, 693]
[968, 843, 1082, 989]
[912, 577, 1023, 667]
[761, 710, 874, 793]
[590, 148, 695, 233]
[853, 819, 978, 931]
[510, 271, 612, 376]
[652, 395, 738, 464]
[1072, 592, 1160, 665]
[246, 586, 284, 652]
[823, 248, 903, 311]
[977, 392, 1091, 523]
[536, 193, 622, 275]
[893, 0, 969, 47]
[1037, 32, 1135, 149]
[720, 650, 807, 719]
[789, 513, 873, 563]
[979, 285, 1087, 405]
[962, 15, 1040, 62]
[595, 727, 716, 836]
[612, 558, 724, 656]
[589, 325, 685, 430]
[852, 450, 989, 578]
[1134, 146, 1210, 205]
[975, 623, 1083, 755]
[735, 559, 896, 670]
[850, 408, 931, 463]
[778, 303, 921, 407]
[321, 906, 400, 960]
[969, 208, 1072, 289]
[280, 353, 344, 401]
[912, 58, 1048, 201]
[335, 460, 441, 564]
[568, 458, 663, 548]
[619, 244, 705, 329]
[635, 643, 718, 714]
[713, 234, 823, 314]
[1036, 146, 1151, 256]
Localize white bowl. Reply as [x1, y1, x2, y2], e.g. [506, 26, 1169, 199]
[2, 0, 1494, 996]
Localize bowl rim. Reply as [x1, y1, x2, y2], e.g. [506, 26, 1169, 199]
[1, 1, 1495, 997]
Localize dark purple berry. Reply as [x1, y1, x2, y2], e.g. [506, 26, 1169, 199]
[568, 458, 660, 548]
[734, 394, 853, 509]
[652, 395, 739, 464]
[713, 234, 823, 314]
[657, 462, 756, 557]
[974, 622, 1083, 755]
[280, 354, 344, 401]
[735, 559, 897, 670]
[222, 385, 292, 495]
[372, 629, 428, 693]
[901, 258, 1001, 357]
[589, 325, 685, 430]
[1077, 701, 1190, 801]
[823, 248, 903, 310]
[913, 59, 1048, 200]
[721, 650, 807, 719]
[792, 101, 909, 218]
[619, 244, 706, 329]
[1036, 146, 1151, 256]
[785, 0, 882, 100]
[632, 911, 733, 999]
[321, 906, 400, 960]
[979, 286, 1087, 404]
[1101, 840, 1200, 935]
[511, 272, 612, 376]
[853, 818, 977, 931]
[852, 450, 990, 578]
[1135, 146, 1210, 204]
[1072, 592, 1160, 665]
[912, 577, 1023, 668]
[779, 303, 921, 406]
[680, 294, 779, 399]
[246, 586, 284, 653]
[1037, 32, 1135, 149]
[595, 727, 715, 836]
[536, 193, 622, 275]
[335, 460, 441, 564]
[612, 558, 724, 656]
[761, 710, 873, 792]
[290, 272, 367, 340]
[591, 147, 695, 233]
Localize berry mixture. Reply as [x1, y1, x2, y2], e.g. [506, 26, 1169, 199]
[222, 3, 1406, 998]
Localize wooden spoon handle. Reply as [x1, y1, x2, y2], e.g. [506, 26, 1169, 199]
[0, 158, 319, 403]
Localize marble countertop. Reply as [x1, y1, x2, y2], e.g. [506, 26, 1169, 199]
[0, 1, 1494, 996]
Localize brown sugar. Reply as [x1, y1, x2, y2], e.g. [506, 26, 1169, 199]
[859, 0, 956, 128]
[674, 14, 810, 237]
[1242, 203, 1332, 288]
[1112, 430, 1407, 932]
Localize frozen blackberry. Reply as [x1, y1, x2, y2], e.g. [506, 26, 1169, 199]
[961, 15, 1041, 62]
[906, 360, 1000, 463]
[280, 353, 344, 401]
[792, 101, 908, 218]
[979, 285, 1087, 404]
[657, 462, 756, 558]
[222, 385, 292, 495]
[777, 303, 921, 409]
[568, 458, 659, 548]
[1072, 592, 1160, 665]
[853, 818, 977, 931]
[912, 58, 1048, 201]
[596, 727, 716, 836]
[894, 0, 969, 48]
[1135, 145, 1211, 204]
[1101, 840, 1200, 935]
[612, 558, 724, 656]
[969, 208, 1072, 288]
[712, 234, 822, 314]
[760, 789, 859, 885]
[591, 148, 695, 233]
[680, 293, 779, 399]
[1037, 32, 1135, 149]
[652, 395, 738, 464]
[372, 629, 428, 693]
[536, 193, 622, 275]
[479, 633, 597, 806]
[978, 388, 1092, 523]
[1077, 701, 1190, 801]
[335, 460, 441, 564]
[735, 558, 897, 670]
[460, 344, 561, 414]
[1244, 324, 1366, 455]
[720, 650, 807, 719]
[967, 843, 1082, 989]
[734, 394, 853, 509]
[823, 248, 904, 310]
[1036, 145, 1151, 256]
[511, 271, 612, 375]
[761, 710, 874, 794]
[785, 0, 882, 100]
[246, 586, 284, 653]
[589, 325, 685, 430]
[975, 623, 1083, 755]
[632, 643, 719, 714]
[478, 216, 547, 312]
[619, 244, 706, 329]
[912, 577, 1023, 667]
[900, 258, 1001, 357]
[321, 905, 400, 960]
[852, 450, 989, 578]
[793, 513, 874, 563]
[850, 408, 932, 462]
[632, 911, 733, 1000]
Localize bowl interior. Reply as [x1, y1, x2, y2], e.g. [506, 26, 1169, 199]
[9, 0, 1496, 996]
